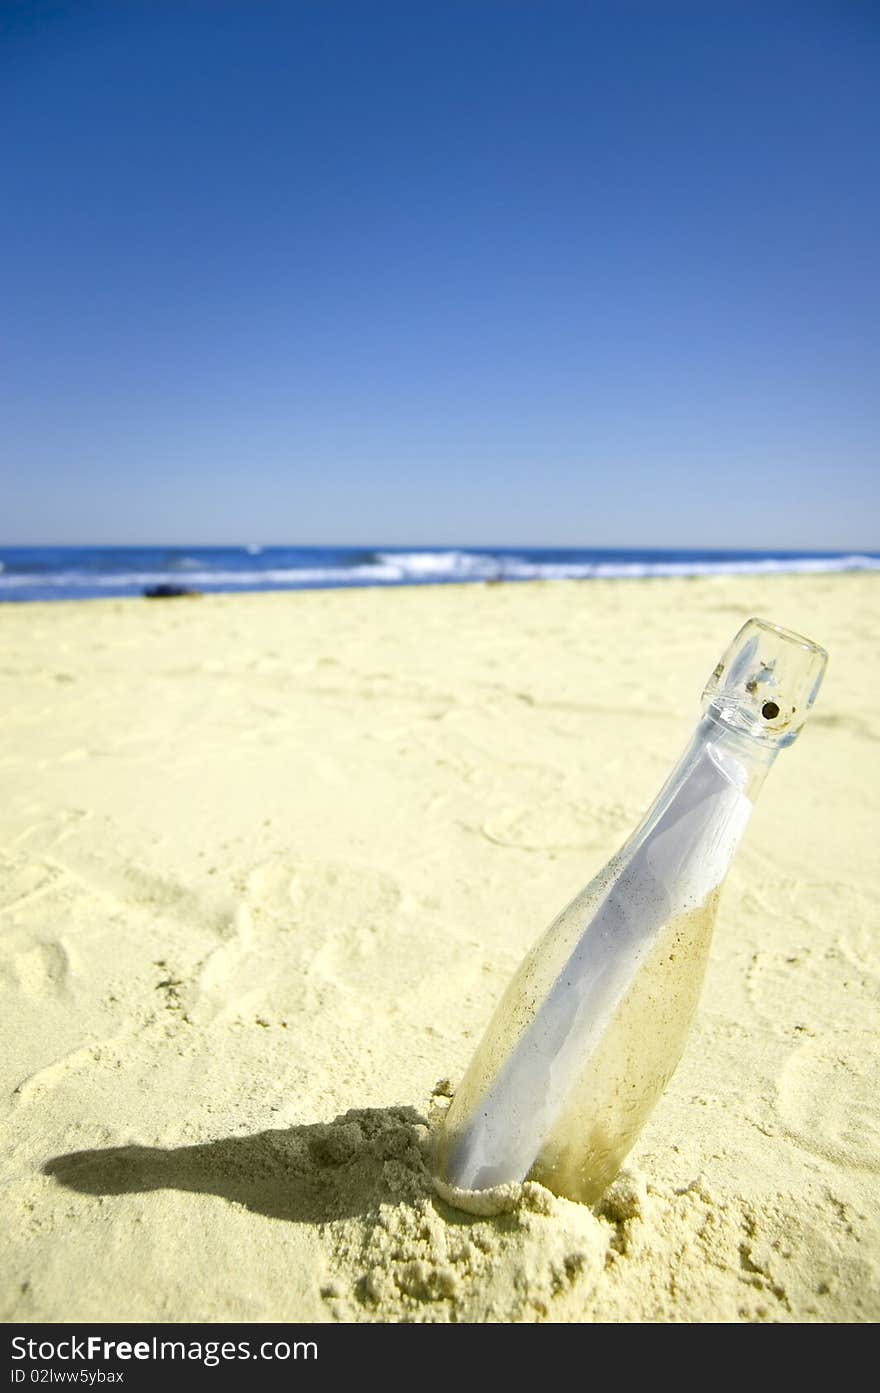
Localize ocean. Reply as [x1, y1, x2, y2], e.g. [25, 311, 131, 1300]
[0, 546, 877, 603]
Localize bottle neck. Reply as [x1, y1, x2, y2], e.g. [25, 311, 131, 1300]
[621, 712, 779, 871]
[697, 710, 780, 801]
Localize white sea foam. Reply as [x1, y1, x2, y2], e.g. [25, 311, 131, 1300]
[491, 553, 880, 582]
[0, 550, 877, 597]
[380, 551, 880, 583]
[375, 549, 505, 579]
[0, 563, 400, 590]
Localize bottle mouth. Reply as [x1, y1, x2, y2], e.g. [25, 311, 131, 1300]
[702, 617, 828, 748]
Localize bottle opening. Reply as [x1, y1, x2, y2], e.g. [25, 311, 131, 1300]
[702, 617, 828, 747]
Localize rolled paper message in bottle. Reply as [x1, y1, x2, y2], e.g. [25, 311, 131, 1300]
[433, 618, 828, 1207]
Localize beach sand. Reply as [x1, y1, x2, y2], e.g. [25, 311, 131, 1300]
[1, 573, 877, 1323]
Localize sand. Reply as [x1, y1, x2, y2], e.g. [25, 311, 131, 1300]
[1, 572, 877, 1323]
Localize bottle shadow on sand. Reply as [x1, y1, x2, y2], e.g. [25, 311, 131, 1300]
[43, 1105, 433, 1225]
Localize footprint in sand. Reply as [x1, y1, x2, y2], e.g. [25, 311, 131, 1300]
[246, 857, 402, 948]
[7, 808, 92, 855]
[745, 948, 841, 1035]
[189, 859, 404, 1024]
[480, 798, 632, 853]
[777, 1035, 880, 1172]
[745, 881, 880, 1030]
[0, 937, 73, 997]
[0, 855, 68, 913]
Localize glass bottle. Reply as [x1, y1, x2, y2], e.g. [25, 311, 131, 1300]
[434, 618, 828, 1206]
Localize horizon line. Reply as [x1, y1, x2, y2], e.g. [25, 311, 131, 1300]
[2, 543, 879, 555]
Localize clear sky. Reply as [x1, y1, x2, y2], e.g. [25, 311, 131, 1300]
[2, 1, 878, 548]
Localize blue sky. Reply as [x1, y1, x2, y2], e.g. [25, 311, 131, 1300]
[2, 1, 878, 548]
